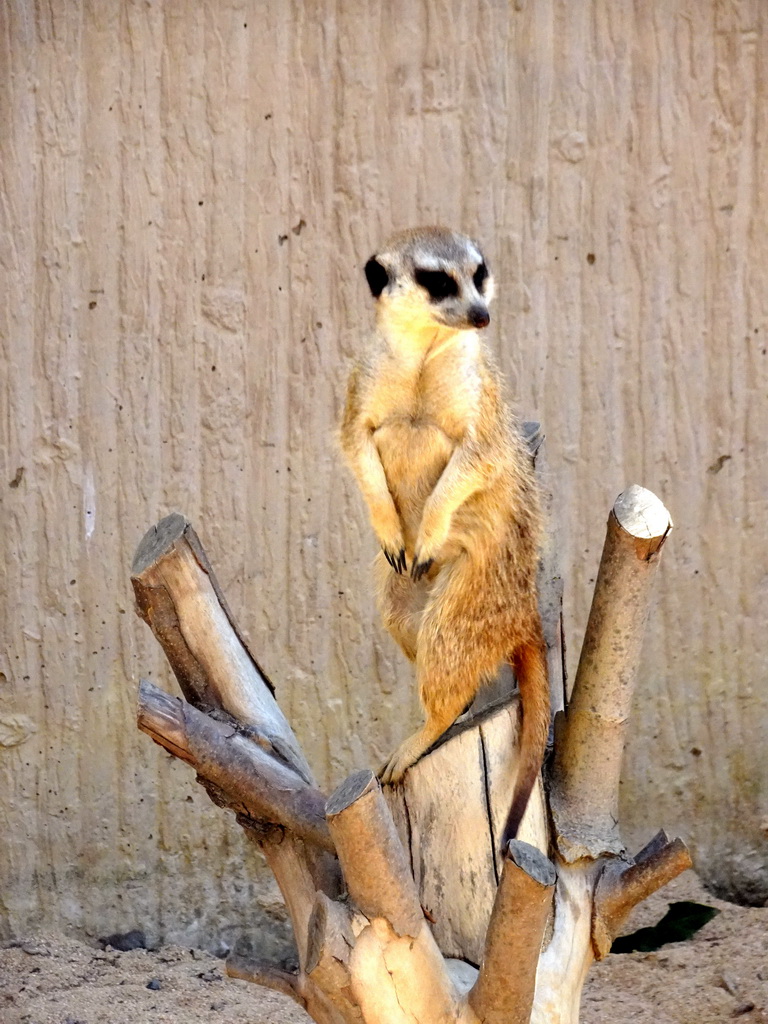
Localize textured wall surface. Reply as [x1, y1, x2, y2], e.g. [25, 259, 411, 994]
[1, 0, 766, 949]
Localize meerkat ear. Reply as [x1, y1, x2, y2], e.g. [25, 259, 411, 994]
[364, 257, 389, 298]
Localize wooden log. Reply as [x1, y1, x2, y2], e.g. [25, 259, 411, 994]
[326, 770, 424, 938]
[131, 513, 312, 782]
[468, 841, 556, 1024]
[383, 697, 549, 964]
[549, 485, 672, 860]
[137, 679, 334, 851]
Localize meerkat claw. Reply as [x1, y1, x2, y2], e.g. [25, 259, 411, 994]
[411, 557, 433, 582]
[379, 732, 429, 784]
[383, 547, 407, 574]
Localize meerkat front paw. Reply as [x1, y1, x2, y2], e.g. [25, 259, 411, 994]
[410, 557, 433, 581]
[412, 512, 450, 579]
[370, 506, 407, 574]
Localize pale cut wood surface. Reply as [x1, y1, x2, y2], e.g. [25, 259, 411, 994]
[1, 0, 766, 947]
[383, 699, 548, 965]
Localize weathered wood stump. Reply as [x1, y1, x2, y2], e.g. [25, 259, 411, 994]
[131, 480, 689, 1024]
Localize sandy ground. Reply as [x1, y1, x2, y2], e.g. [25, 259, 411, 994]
[1, 873, 765, 1024]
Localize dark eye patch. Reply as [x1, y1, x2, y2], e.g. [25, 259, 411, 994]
[473, 262, 488, 290]
[414, 269, 459, 300]
[364, 257, 389, 298]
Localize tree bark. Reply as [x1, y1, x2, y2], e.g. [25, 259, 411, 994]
[131, 512, 311, 781]
[382, 696, 548, 964]
[326, 770, 425, 938]
[137, 678, 334, 851]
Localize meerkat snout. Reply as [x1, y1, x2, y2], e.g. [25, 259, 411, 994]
[468, 304, 490, 328]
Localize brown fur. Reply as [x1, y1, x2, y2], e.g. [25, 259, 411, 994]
[340, 226, 549, 843]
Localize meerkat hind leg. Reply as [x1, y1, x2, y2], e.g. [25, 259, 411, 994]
[379, 647, 480, 783]
[379, 554, 518, 785]
[378, 707, 458, 784]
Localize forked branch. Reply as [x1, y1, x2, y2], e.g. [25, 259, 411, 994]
[131, 514, 340, 970]
[591, 831, 693, 958]
[131, 512, 311, 780]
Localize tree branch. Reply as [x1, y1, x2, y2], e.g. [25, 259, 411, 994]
[592, 834, 693, 958]
[137, 679, 334, 851]
[226, 954, 304, 1005]
[326, 770, 424, 938]
[548, 485, 672, 860]
[131, 516, 340, 969]
[131, 513, 311, 781]
[469, 841, 556, 1024]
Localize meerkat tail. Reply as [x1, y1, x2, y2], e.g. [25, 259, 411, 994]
[501, 637, 550, 849]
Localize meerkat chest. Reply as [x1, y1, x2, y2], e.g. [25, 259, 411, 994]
[368, 344, 482, 509]
[368, 342, 481, 439]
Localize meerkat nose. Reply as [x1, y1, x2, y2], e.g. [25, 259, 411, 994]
[468, 305, 490, 329]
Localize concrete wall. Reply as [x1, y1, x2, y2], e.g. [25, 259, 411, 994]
[1, 0, 766, 950]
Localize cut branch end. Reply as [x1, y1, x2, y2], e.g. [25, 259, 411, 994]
[592, 834, 693, 958]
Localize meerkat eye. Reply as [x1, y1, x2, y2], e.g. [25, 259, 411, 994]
[365, 257, 390, 298]
[473, 262, 488, 290]
[414, 269, 459, 300]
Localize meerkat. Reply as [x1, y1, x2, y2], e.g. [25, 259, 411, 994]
[340, 226, 549, 843]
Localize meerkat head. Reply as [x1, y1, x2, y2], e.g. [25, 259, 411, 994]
[364, 226, 494, 339]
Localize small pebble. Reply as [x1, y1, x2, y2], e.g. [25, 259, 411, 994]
[719, 974, 739, 996]
[732, 1002, 756, 1017]
[146, 978, 162, 990]
[21, 942, 51, 957]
